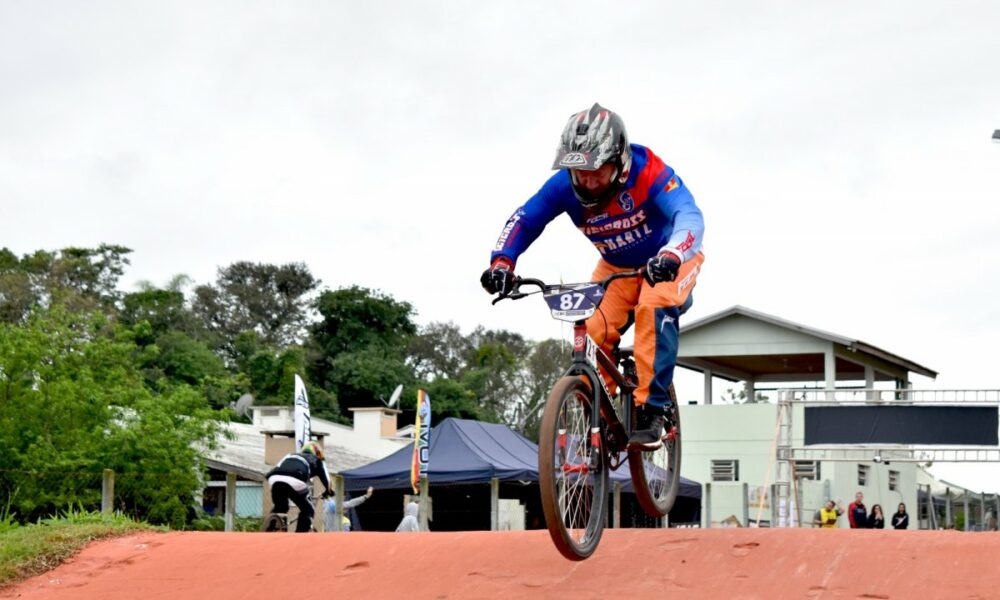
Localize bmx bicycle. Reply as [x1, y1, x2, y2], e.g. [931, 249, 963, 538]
[260, 490, 326, 532]
[493, 270, 682, 560]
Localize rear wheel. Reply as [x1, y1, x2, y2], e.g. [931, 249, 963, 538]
[539, 376, 609, 560]
[628, 383, 682, 518]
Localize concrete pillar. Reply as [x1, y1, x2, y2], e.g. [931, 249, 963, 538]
[946, 488, 952, 528]
[742, 482, 749, 527]
[824, 348, 836, 400]
[964, 494, 971, 531]
[745, 378, 756, 404]
[864, 366, 875, 401]
[704, 370, 713, 405]
[981, 492, 987, 531]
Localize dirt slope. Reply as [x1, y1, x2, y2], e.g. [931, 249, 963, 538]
[4, 528, 998, 599]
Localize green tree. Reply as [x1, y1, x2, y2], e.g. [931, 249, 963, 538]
[119, 287, 231, 403]
[243, 342, 340, 421]
[511, 338, 569, 438]
[408, 321, 471, 380]
[0, 306, 224, 526]
[309, 286, 416, 413]
[0, 244, 132, 323]
[191, 261, 320, 360]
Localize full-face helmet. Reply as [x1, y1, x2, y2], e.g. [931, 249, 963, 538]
[551, 102, 632, 208]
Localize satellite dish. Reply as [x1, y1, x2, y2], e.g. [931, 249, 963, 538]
[232, 393, 254, 417]
[387, 384, 403, 408]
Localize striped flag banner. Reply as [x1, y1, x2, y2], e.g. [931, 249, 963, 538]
[411, 389, 431, 494]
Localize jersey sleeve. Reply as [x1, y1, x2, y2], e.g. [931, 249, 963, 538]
[489, 172, 572, 267]
[317, 460, 332, 494]
[650, 173, 704, 263]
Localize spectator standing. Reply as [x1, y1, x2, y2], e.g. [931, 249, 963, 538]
[868, 504, 885, 529]
[323, 486, 374, 532]
[848, 492, 868, 528]
[892, 503, 909, 530]
[396, 499, 421, 532]
[815, 500, 844, 528]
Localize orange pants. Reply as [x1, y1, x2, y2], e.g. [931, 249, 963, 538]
[585, 252, 704, 408]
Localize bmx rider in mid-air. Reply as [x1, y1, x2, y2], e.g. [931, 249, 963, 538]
[481, 102, 705, 449]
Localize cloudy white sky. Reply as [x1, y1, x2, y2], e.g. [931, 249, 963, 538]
[3, 3, 999, 488]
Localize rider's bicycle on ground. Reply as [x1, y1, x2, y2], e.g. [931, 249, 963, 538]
[481, 102, 705, 450]
[265, 441, 333, 532]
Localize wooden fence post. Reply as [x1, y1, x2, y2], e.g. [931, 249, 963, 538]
[101, 469, 115, 515]
[225, 472, 237, 532]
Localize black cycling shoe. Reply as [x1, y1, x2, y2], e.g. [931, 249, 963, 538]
[628, 405, 666, 450]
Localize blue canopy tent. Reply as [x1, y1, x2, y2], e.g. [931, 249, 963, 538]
[340, 418, 700, 530]
[341, 418, 700, 498]
[341, 418, 539, 490]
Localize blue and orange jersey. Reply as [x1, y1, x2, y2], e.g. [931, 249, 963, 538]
[490, 145, 704, 269]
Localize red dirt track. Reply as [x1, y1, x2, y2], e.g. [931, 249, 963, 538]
[4, 529, 1000, 599]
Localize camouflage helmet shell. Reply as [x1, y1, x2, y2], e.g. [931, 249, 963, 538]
[552, 103, 632, 208]
[552, 103, 631, 172]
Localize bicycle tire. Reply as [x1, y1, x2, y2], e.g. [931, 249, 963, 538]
[539, 376, 609, 560]
[628, 383, 682, 518]
[261, 513, 286, 532]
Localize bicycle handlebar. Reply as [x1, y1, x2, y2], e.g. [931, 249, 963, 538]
[491, 268, 644, 305]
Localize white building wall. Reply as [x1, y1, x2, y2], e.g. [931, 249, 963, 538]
[680, 403, 921, 528]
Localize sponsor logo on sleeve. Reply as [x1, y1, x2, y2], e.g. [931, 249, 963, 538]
[664, 177, 679, 193]
[493, 208, 525, 251]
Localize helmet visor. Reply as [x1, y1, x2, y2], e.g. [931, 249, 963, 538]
[551, 150, 605, 171]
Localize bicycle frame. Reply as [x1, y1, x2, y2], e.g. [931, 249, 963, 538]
[564, 323, 637, 456]
[494, 270, 642, 455]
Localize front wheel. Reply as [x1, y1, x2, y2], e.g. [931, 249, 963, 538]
[628, 383, 682, 518]
[538, 376, 609, 561]
[261, 513, 287, 532]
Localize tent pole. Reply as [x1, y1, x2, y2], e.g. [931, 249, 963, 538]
[419, 476, 430, 531]
[613, 482, 621, 529]
[490, 478, 499, 531]
[334, 474, 345, 533]
[704, 483, 711, 528]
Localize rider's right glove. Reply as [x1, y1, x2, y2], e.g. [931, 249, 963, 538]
[480, 257, 515, 295]
[644, 251, 682, 287]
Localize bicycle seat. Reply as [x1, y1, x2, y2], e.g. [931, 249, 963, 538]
[616, 345, 634, 360]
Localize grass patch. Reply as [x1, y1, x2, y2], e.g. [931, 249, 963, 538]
[0, 509, 159, 588]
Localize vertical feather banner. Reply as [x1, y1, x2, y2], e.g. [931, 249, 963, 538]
[411, 389, 431, 494]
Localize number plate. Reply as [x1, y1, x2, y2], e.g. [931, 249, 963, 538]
[543, 283, 605, 322]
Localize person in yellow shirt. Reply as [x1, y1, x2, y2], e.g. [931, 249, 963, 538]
[813, 500, 845, 528]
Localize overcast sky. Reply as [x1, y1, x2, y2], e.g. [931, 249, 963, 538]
[3, 2, 999, 489]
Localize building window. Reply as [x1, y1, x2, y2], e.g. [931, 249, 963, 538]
[794, 461, 820, 480]
[888, 470, 900, 491]
[711, 460, 739, 482]
[857, 464, 870, 486]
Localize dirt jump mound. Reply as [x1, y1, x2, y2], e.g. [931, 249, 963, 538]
[4, 528, 999, 599]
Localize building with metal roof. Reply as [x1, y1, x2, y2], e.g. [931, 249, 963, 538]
[679, 305, 937, 404]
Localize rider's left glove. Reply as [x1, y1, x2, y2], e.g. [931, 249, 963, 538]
[480, 257, 515, 295]
[644, 251, 681, 287]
